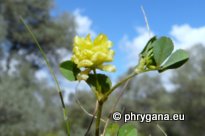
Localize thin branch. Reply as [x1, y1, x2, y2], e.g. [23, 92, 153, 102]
[102, 79, 131, 136]
[75, 97, 106, 123]
[73, 83, 105, 136]
[74, 82, 106, 123]
[84, 101, 98, 136]
[141, 5, 151, 37]
[157, 124, 167, 136]
[103, 72, 137, 100]
[20, 17, 70, 136]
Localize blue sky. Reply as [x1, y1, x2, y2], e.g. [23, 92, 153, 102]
[53, 0, 205, 80]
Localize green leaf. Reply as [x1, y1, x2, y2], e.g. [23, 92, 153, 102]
[140, 36, 157, 57]
[86, 74, 112, 94]
[118, 124, 138, 136]
[160, 49, 189, 72]
[59, 60, 80, 81]
[153, 37, 174, 66]
[105, 123, 119, 136]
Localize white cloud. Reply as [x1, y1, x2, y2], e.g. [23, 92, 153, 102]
[120, 27, 154, 67]
[120, 24, 205, 68]
[73, 9, 96, 37]
[56, 48, 72, 61]
[35, 68, 49, 80]
[170, 24, 205, 49]
[165, 24, 205, 91]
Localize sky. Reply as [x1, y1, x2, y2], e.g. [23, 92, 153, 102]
[46, 0, 205, 94]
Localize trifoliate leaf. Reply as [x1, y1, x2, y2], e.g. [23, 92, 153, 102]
[153, 37, 174, 66]
[140, 36, 157, 57]
[159, 49, 189, 72]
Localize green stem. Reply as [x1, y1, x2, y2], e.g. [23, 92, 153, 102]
[102, 58, 147, 101]
[102, 72, 137, 100]
[20, 17, 70, 136]
[95, 101, 104, 136]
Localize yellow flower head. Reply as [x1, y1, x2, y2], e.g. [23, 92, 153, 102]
[71, 34, 116, 74]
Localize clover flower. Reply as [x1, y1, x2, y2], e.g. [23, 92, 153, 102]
[71, 34, 116, 80]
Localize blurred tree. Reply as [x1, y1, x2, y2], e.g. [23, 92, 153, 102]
[67, 89, 125, 136]
[0, 0, 75, 71]
[67, 90, 99, 136]
[168, 44, 205, 136]
[0, 0, 76, 135]
[118, 74, 171, 136]
[0, 14, 7, 42]
[0, 62, 66, 136]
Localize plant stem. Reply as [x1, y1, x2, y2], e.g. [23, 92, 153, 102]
[95, 101, 104, 136]
[20, 17, 70, 136]
[102, 79, 131, 136]
[102, 72, 137, 101]
[84, 101, 98, 136]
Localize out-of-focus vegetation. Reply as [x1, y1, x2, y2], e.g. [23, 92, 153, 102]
[0, 0, 205, 136]
[0, 63, 66, 136]
[0, 0, 75, 70]
[0, 0, 75, 136]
